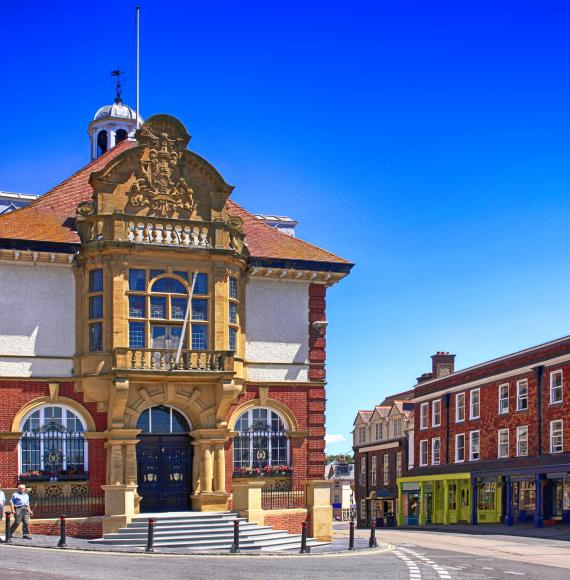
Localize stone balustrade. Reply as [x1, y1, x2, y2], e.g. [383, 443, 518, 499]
[126, 221, 209, 247]
[114, 348, 233, 372]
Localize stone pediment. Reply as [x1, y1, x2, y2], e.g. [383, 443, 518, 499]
[89, 114, 234, 221]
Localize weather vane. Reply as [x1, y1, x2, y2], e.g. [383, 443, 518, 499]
[110, 68, 125, 103]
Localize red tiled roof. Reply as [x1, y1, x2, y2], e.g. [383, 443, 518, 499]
[0, 142, 351, 266]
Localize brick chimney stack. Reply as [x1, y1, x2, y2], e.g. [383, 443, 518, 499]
[431, 352, 455, 378]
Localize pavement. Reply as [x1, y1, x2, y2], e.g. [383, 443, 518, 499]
[1, 523, 570, 579]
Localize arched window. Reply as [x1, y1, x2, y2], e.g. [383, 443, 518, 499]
[115, 128, 128, 145]
[137, 405, 191, 434]
[97, 130, 108, 156]
[233, 408, 290, 475]
[127, 270, 210, 353]
[19, 405, 87, 481]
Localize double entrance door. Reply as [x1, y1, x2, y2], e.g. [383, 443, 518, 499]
[137, 434, 192, 512]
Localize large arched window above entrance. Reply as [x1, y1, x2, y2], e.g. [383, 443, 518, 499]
[127, 270, 210, 352]
[137, 405, 191, 434]
[233, 408, 290, 474]
[19, 405, 87, 480]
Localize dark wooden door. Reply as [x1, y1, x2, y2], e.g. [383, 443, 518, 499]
[137, 434, 191, 512]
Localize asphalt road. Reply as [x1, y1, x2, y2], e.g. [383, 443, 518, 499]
[0, 542, 569, 580]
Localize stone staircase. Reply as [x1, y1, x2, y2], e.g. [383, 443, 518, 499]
[89, 511, 330, 552]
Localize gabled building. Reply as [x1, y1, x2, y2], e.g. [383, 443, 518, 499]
[353, 393, 414, 527]
[0, 98, 352, 535]
[325, 460, 354, 521]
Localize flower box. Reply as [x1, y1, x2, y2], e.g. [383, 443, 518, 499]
[58, 473, 89, 481]
[19, 474, 51, 482]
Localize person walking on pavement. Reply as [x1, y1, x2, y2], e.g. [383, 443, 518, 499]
[10, 484, 33, 539]
[0, 488, 6, 543]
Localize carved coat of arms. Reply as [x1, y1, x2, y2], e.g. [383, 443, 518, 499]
[127, 127, 196, 217]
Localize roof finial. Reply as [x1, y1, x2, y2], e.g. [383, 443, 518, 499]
[110, 68, 125, 103]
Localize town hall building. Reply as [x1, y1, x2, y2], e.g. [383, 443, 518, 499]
[0, 94, 352, 537]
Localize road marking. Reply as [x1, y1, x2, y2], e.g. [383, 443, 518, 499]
[398, 547, 452, 579]
[393, 550, 422, 579]
[482, 567, 495, 571]
[505, 573, 525, 576]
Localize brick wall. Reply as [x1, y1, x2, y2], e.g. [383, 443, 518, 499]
[263, 509, 307, 535]
[21, 517, 103, 539]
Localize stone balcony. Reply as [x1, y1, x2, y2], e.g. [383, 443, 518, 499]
[113, 348, 235, 374]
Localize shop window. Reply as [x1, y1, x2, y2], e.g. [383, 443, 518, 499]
[498, 428, 509, 458]
[516, 425, 528, 457]
[232, 408, 290, 473]
[448, 482, 457, 510]
[516, 380, 528, 411]
[432, 438, 440, 465]
[432, 399, 441, 427]
[550, 370, 563, 405]
[519, 481, 535, 511]
[19, 405, 87, 480]
[456, 393, 465, 422]
[419, 440, 428, 466]
[470, 388, 480, 419]
[550, 420, 563, 453]
[478, 483, 496, 511]
[420, 403, 429, 430]
[498, 383, 509, 414]
[455, 433, 465, 462]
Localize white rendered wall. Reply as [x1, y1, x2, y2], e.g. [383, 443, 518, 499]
[0, 262, 75, 377]
[245, 278, 309, 382]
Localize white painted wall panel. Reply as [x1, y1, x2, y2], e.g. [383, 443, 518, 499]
[245, 278, 309, 382]
[0, 262, 75, 377]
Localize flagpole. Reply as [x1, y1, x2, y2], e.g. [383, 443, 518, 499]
[175, 271, 198, 367]
[135, 6, 140, 128]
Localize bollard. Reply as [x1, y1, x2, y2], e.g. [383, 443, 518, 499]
[145, 517, 155, 552]
[57, 515, 68, 548]
[348, 520, 355, 550]
[299, 520, 310, 554]
[230, 519, 240, 553]
[369, 520, 378, 548]
[4, 512, 12, 545]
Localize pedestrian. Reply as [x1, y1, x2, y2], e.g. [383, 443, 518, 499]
[10, 484, 33, 539]
[0, 488, 5, 542]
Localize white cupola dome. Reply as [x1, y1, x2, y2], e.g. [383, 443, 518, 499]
[88, 72, 143, 160]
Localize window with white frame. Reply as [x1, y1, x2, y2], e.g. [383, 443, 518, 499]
[498, 383, 509, 414]
[371, 455, 377, 486]
[359, 456, 366, 485]
[392, 417, 403, 438]
[358, 426, 366, 444]
[550, 420, 563, 453]
[20, 405, 87, 478]
[498, 428, 509, 458]
[455, 433, 465, 462]
[550, 370, 563, 405]
[375, 422, 383, 441]
[470, 389, 480, 419]
[432, 438, 441, 465]
[420, 403, 429, 430]
[469, 430, 480, 461]
[432, 399, 441, 427]
[396, 451, 403, 478]
[516, 379, 528, 411]
[456, 392, 465, 422]
[383, 454, 389, 485]
[420, 440, 428, 466]
[516, 425, 528, 457]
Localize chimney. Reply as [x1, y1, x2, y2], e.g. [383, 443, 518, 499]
[431, 352, 455, 378]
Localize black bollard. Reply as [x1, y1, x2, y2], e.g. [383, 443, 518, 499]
[145, 517, 155, 552]
[369, 520, 378, 548]
[299, 520, 310, 554]
[4, 512, 12, 545]
[57, 515, 68, 548]
[348, 520, 355, 550]
[230, 519, 240, 553]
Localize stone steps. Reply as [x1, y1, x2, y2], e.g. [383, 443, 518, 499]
[89, 511, 329, 552]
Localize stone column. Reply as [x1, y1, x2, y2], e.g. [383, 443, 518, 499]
[305, 479, 333, 541]
[214, 445, 226, 493]
[442, 480, 450, 525]
[202, 446, 213, 493]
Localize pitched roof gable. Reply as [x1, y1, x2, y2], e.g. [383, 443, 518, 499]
[0, 142, 352, 268]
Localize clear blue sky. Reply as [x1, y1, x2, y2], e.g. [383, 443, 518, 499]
[2, 1, 570, 455]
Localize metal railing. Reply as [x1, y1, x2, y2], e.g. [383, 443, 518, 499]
[261, 485, 305, 510]
[29, 492, 105, 518]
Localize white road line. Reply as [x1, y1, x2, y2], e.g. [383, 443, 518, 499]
[398, 547, 452, 579]
[505, 573, 525, 576]
[393, 550, 422, 580]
